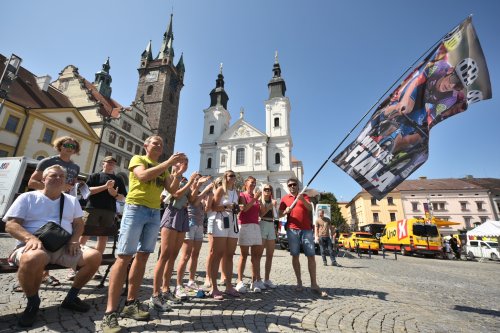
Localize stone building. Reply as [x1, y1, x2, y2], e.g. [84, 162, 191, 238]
[0, 53, 99, 173]
[53, 60, 152, 183]
[134, 14, 185, 160]
[199, 54, 303, 199]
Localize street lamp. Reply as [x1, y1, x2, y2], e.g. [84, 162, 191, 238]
[92, 113, 113, 172]
[0, 54, 22, 115]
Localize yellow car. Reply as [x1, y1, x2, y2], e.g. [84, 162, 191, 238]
[338, 233, 350, 248]
[346, 232, 380, 254]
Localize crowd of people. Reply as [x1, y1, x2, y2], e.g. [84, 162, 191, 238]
[2, 135, 338, 332]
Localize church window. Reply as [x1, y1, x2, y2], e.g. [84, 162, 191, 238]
[236, 148, 245, 165]
[116, 155, 122, 166]
[126, 141, 133, 152]
[146, 85, 154, 95]
[108, 132, 116, 144]
[221, 154, 226, 165]
[255, 152, 261, 163]
[276, 188, 282, 199]
[207, 158, 212, 169]
[135, 145, 141, 154]
[209, 125, 214, 134]
[118, 136, 125, 148]
[274, 117, 280, 127]
[5, 115, 20, 132]
[275, 153, 281, 164]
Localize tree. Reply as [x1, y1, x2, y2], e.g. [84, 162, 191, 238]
[318, 192, 349, 232]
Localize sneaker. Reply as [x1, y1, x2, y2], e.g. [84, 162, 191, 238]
[120, 300, 150, 321]
[67, 270, 77, 281]
[18, 303, 39, 327]
[255, 280, 267, 290]
[250, 282, 261, 293]
[235, 281, 247, 294]
[101, 312, 122, 333]
[149, 294, 172, 312]
[332, 262, 342, 267]
[264, 280, 277, 289]
[61, 296, 91, 312]
[163, 291, 182, 304]
[174, 285, 188, 300]
[323, 261, 328, 266]
[185, 280, 199, 291]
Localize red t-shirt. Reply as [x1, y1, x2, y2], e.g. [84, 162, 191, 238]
[238, 191, 260, 224]
[279, 194, 312, 230]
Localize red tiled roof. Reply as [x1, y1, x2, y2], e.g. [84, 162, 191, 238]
[461, 178, 500, 192]
[395, 178, 484, 191]
[81, 78, 122, 118]
[0, 54, 73, 109]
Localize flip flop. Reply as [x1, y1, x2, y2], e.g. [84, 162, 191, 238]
[210, 290, 224, 300]
[224, 288, 240, 297]
[43, 275, 61, 287]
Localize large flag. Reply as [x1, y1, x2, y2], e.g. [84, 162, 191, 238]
[333, 17, 492, 200]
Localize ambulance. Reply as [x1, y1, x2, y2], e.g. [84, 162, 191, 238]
[379, 218, 442, 257]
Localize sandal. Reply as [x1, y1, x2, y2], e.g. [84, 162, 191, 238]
[224, 288, 240, 297]
[13, 282, 23, 293]
[311, 288, 328, 297]
[210, 290, 224, 300]
[43, 275, 61, 287]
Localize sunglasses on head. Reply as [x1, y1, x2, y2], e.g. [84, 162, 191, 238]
[62, 143, 76, 149]
[287, 183, 297, 187]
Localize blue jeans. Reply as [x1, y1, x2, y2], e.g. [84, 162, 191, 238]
[319, 237, 337, 263]
[117, 204, 161, 255]
[287, 229, 315, 257]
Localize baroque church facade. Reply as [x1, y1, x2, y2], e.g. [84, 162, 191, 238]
[199, 55, 303, 200]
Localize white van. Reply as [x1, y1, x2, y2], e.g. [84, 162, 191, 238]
[466, 240, 499, 260]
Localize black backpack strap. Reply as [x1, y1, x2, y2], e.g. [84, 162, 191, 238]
[59, 193, 65, 224]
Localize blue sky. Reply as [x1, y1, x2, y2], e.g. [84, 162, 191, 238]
[1, 0, 498, 202]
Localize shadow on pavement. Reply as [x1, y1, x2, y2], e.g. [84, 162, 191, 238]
[454, 305, 500, 317]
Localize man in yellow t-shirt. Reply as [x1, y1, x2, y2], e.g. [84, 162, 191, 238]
[102, 136, 186, 333]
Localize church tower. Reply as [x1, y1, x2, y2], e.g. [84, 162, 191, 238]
[94, 57, 112, 99]
[265, 52, 293, 173]
[199, 64, 231, 173]
[134, 13, 185, 160]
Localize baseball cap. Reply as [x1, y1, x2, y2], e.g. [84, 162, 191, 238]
[103, 156, 117, 163]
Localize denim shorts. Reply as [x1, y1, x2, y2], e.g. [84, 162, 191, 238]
[287, 229, 315, 257]
[117, 204, 161, 255]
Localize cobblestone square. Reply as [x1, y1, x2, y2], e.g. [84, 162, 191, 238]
[1, 235, 499, 332]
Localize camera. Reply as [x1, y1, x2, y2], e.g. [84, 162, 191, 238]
[231, 203, 241, 215]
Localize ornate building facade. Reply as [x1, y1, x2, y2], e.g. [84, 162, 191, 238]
[199, 55, 303, 199]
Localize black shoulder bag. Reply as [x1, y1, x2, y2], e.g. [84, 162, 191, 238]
[33, 194, 72, 252]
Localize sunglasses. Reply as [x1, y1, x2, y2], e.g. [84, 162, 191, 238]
[228, 174, 236, 178]
[287, 183, 298, 187]
[263, 188, 271, 192]
[62, 143, 77, 149]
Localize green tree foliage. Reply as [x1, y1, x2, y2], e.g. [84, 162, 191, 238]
[318, 192, 348, 231]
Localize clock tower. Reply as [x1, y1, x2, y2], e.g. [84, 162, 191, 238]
[134, 13, 185, 160]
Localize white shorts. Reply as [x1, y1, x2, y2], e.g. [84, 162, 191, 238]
[238, 223, 263, 246]
[185, 224, 204, 241]
[210, 213, 239, 239]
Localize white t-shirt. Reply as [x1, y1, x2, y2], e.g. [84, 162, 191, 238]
[2, 191, 83, 244]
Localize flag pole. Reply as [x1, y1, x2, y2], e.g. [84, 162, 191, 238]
[289, 18, 468, 209]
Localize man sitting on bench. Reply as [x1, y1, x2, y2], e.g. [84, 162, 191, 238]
[3, 165, 101, 328]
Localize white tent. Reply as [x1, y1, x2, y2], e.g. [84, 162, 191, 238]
[467, 221, 500, 237]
